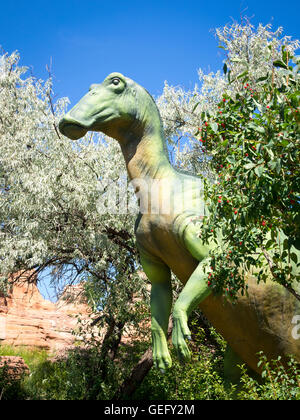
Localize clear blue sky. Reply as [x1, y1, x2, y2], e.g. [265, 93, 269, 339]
[1, 0, 299, 300]
[1, 0, 299, 103]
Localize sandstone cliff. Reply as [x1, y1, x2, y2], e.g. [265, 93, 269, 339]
[0, 271, 91, 351]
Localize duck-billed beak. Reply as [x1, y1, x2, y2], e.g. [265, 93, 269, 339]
[58, 114, 88, 140]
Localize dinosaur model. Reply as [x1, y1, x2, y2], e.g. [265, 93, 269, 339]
[59, 72, 300, 382]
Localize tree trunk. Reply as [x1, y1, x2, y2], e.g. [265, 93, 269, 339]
[113, 317, 173, 400]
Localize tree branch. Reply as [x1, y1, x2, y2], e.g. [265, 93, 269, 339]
[113, 317, 173, 400]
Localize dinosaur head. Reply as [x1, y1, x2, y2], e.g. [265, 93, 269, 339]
[59, 72, 160, 143]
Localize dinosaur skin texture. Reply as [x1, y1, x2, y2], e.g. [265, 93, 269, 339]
[59, 72, 300, 379]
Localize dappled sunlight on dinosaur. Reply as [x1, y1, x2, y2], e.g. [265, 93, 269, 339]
[59, 72, 300, 384]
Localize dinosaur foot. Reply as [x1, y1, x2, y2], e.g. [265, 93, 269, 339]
[172, 309, 192, 362]
[151, 331, 172, 371]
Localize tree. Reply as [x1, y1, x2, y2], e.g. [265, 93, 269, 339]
[157, 22, 299, 165]
[200, 49, 300, 299]
[0, 50, 149, 384]
[156, 21, 300, 299]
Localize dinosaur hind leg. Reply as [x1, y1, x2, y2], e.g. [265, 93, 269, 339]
[224, 345, 244, 388]
[140, 252, 173, 371]
[224, 345, 262, 396]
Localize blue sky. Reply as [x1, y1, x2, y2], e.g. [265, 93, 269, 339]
[1, 0, 299, 300]
[1, 0, 299, 103]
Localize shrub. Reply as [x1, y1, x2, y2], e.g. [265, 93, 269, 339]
[238, 352, 300, 400]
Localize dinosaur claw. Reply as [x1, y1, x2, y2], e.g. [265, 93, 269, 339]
[185, 335, 192, 341]
[160, 368, 165, 374]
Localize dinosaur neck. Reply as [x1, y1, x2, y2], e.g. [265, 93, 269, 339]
[117, 96, 203, 216]
[120, 120, 174, 182]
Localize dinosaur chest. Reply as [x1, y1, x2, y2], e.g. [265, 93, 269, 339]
[134, 213, 197, 282]
[135, 214, 174, 253]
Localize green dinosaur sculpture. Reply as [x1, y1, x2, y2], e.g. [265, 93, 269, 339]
[59, 72, 300, 382]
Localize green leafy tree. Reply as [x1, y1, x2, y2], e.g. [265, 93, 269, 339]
[199, 48, 300, 299]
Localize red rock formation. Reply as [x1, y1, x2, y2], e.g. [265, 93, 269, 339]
[0, 271, 92, 351]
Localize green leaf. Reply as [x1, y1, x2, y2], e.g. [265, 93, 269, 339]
[192, 101, 200, 113]
[226, 156, 235, 164]
[248, 122, 265, 134]
[273, 60, 288, 69]
[223, 63, 228, 75]
[281, 46, 290, 65]
[290, 93, 300, 108]
[275, 159, 281, 174]
[237, 70, 248, 80]
[265, 239, 275, 249]
[256, 74, 269, 83]
[279, 139, 289, 147]
[269, 160, 277, 171]
[290, 252, 298, 264]
[220, 138, 228, 147]
[252, 98, 263, 112]
[266, 148, 275, 160]
[244, 162, 256, 170]
[254, 165, 264, 178]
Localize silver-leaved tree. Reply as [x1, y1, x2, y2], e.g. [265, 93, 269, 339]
[0, 50, 150, 389]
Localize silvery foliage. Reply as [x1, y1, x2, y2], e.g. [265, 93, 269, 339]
[156, 22, 300, 174]
[0, 51, 140, 301]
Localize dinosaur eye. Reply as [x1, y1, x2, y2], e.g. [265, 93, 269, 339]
[112, 78, 121, 85]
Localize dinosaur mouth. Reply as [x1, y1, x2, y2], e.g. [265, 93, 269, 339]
[59, 119, 88, 140]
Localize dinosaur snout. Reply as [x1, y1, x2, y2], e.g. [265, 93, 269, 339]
[59, 115, 88, 140]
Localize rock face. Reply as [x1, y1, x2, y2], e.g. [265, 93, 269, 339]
[0, 271, 91, 351]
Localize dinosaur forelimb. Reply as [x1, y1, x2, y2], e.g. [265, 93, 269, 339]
[172, 260, 212, 361]
[172, 309, 192, 362]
